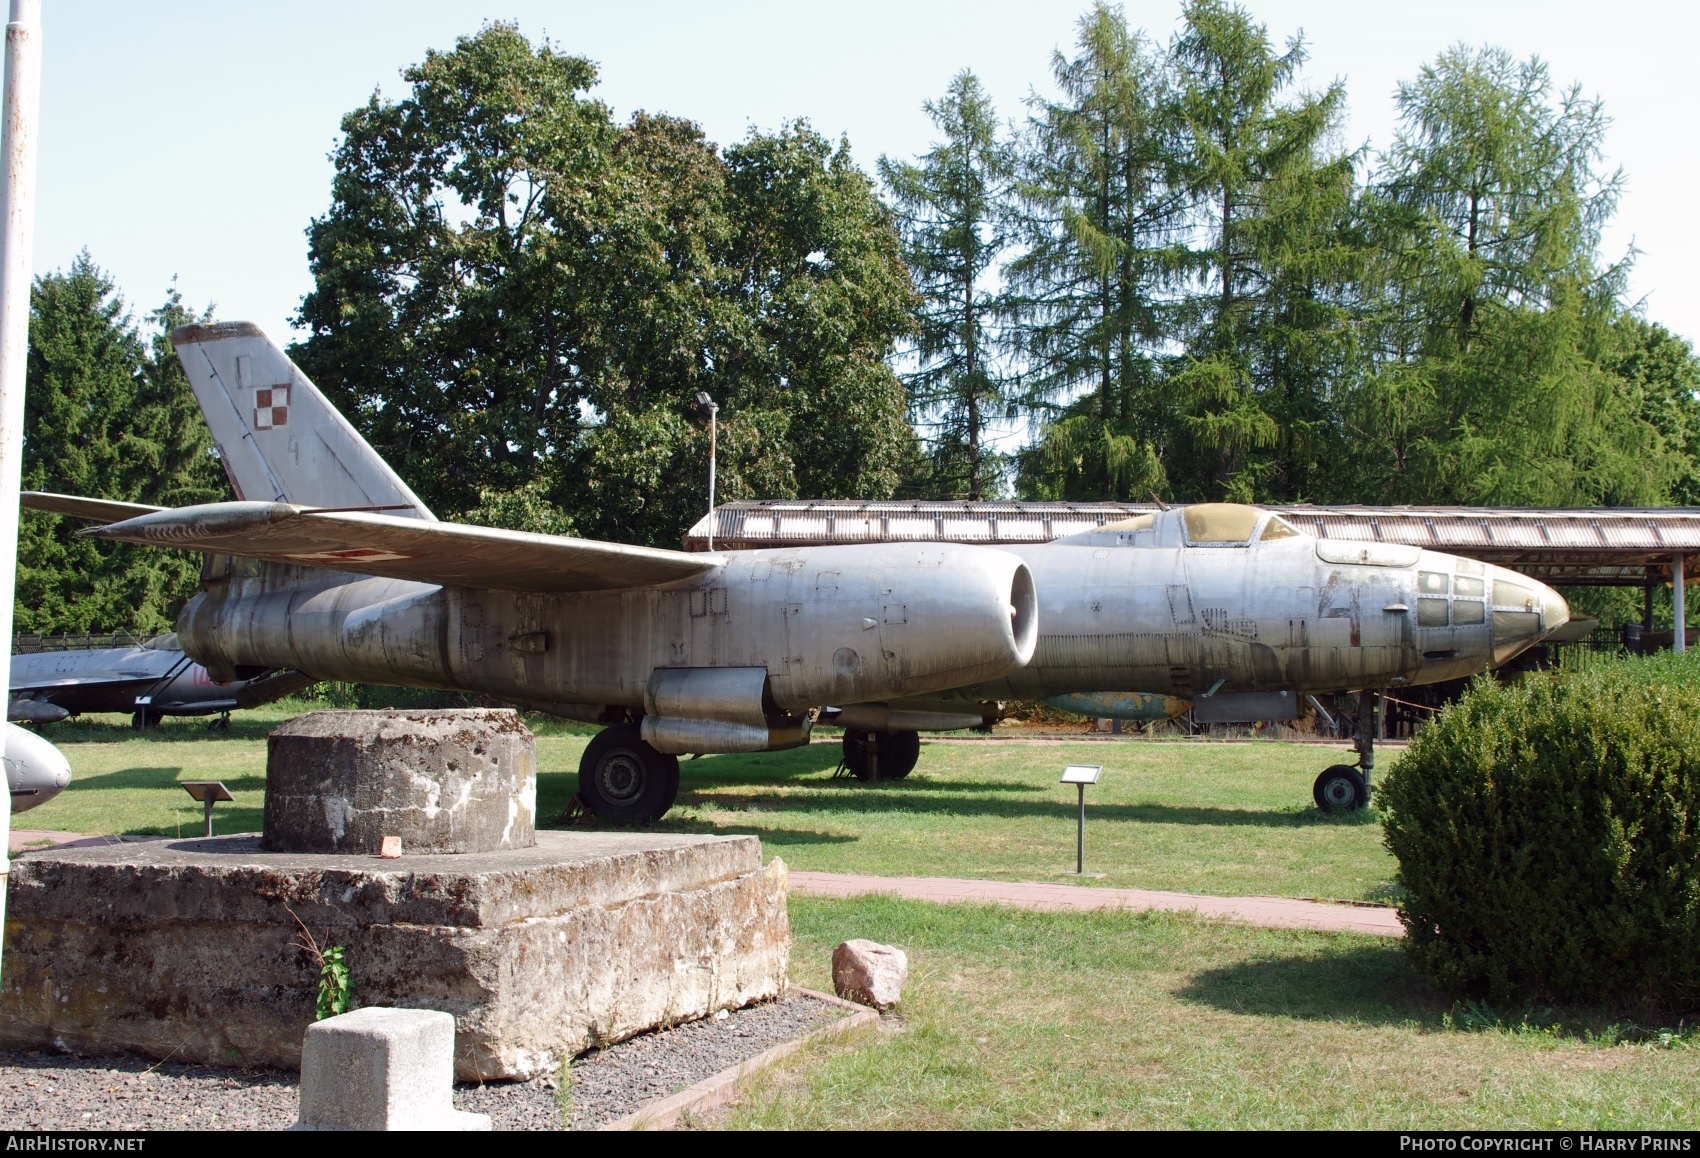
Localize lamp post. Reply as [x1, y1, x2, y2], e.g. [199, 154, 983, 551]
[696, 392, 718, 551]
[0, 0, 42, 984]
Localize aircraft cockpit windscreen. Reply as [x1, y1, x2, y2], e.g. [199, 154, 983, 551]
[1259, 515, 1301, 541]
[142, 632, 180, 651]
[1181, 503, 1264, 546]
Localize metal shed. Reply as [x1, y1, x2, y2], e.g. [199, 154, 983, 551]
[683, 499, 1700, 591]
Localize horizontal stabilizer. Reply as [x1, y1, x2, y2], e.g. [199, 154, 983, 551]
[83, 501, 718, 594]
[22, 492, 165, 523]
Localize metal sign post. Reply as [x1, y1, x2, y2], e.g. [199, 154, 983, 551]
[1060, 764, 1102, 874]
[181, 781, 234, 837]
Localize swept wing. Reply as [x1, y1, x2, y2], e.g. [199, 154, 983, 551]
[56, 498, 716, 594]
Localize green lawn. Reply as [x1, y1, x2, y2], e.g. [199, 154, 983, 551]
[20, 709, 1700, 1130]
[636, 734, 1397, 902]
[716, 895, 1700, 1130]
[19, 711, 1392, 901]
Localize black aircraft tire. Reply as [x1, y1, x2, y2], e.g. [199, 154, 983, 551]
[843, 729, 921, 782]
[131, 709, 163, 730]
[578, 723, 681, 823]
[1313, 764, 1369, 812]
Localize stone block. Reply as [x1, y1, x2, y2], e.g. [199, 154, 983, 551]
[297, 1007, 489, 1131]
[832, 939, 907, 1009]
[263, 709, 535, 855]
[0, 832, 789, 1079]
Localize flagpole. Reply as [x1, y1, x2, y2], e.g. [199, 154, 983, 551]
[0, 0, 43, 978]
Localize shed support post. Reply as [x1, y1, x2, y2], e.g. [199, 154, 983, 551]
[1675, 554, 1687, 655]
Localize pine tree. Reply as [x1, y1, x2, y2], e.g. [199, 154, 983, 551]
[16, 256, 226, 634]
[1008, 2, 1179, 501]
[1164, 0, 1354, 502]
[880, 71, 1013, 499]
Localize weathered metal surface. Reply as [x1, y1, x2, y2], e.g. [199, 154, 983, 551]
[19, 491, 162, 524]
[0, 832, 790, 1080]
[175, 540, 1038, 719]
[683, 500, 1700, 586]
[897, 506, 1566, 704]
[263, 709, 536, 855]
[171, 322, 436, 518]
[1042, 691, 1189, 722]
[3, 721, 68, 812]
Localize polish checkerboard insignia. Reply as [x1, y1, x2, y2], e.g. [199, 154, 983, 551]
[254, 385, 290, 430]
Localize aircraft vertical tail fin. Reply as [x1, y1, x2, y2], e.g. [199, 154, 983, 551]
[171, 323, 436, 521]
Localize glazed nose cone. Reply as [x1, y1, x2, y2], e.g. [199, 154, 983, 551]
[1541, 585, 1571, 640]
[1487, 566, 1570, 665]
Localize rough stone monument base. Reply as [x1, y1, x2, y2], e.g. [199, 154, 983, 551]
[264, 709, 537, 855]
[0, 831, 789, 1080]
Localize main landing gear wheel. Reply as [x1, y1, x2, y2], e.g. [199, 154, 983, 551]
[841, 728, 921, 781]
[131, 709, 163, 730]
[578, 723, 680, 823]
[1313, 764, 1369, 812]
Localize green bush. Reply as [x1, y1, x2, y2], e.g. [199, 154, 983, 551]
[1380, 654, 1700, 1010]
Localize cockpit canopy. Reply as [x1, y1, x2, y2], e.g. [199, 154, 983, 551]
[1058, 503, 1304, 549]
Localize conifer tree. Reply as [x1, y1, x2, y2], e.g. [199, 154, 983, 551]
[880, 71, 1013, 499]
[1007, 2, 1179, 501]
[1164, 0, 1354, 502]
[1335, 45, 1663, 508]
[16, 256, 225, 633]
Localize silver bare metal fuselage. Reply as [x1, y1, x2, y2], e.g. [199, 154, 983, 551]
[937, 531, 1565, 705]
[178, 542, 1038, 717]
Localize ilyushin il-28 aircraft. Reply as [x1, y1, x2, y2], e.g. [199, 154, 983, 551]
[23, 323, 1567, 820]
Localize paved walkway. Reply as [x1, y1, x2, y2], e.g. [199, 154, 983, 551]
[787, 870, 1404, 938]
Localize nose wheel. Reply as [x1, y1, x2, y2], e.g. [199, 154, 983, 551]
[1313, 764, 1369, 811]
[1313, 689, 1381, 812]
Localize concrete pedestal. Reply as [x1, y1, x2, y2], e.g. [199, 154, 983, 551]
[0, 831, 789, 1079]
[264, 709, 536, 855]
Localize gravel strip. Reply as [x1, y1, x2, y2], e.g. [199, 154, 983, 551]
[565, 991, 844, 1130]
[0, 992, 847, 1131]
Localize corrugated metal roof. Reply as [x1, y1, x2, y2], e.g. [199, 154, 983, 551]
[683, 500, 1700, 586]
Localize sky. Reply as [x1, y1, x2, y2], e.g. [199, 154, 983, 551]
[32, 0, 1700, 346]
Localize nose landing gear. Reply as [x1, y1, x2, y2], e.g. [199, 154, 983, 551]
[1312, 689, 1380, 813]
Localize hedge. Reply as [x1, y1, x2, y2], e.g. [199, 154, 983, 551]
[1379, 655, 1700, 1009]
